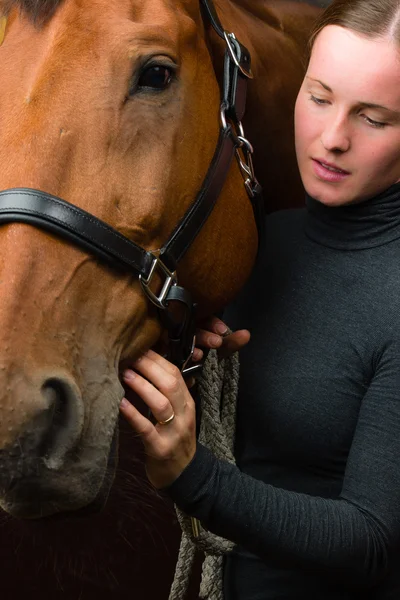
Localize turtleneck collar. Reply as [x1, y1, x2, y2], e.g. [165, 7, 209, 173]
[304, 182, 400, 250]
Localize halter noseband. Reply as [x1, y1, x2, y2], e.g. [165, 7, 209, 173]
[0, 0, 263, 375]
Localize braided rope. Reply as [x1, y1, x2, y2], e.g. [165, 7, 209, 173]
[168, 348, 239, 600]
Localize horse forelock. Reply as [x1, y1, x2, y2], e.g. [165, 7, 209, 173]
[1, 0, 64, 23]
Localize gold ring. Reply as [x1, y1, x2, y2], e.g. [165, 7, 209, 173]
[157, 412, 175, 425]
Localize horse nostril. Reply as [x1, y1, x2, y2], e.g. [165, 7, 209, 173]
[39, 377, 84, 469]
[42, 378, 70, 428]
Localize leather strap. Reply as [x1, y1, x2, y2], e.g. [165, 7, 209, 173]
[161, 285, 197, 371]
[200, 0, 225, 38]
[160, 126, 236, 271]
[0, 188, 155, 277]
[223, 36, 249, 123]
[201, 0, 253, 80]
[0, 127, 239, 281]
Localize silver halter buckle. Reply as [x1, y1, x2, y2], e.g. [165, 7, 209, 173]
[223, 31, 254, 79]
[139, 253, 177, 309]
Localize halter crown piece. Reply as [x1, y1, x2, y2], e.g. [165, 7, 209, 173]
[0, 0, 263, 376]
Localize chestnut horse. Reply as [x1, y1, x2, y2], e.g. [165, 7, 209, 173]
[0, 0, 320, 596]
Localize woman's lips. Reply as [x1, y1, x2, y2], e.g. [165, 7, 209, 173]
[312, 159, 350, 183]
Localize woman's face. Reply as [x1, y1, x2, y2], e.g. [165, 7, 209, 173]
[295, 25, 400, 206]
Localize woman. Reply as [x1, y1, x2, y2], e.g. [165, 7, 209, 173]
[120, 0, 400, 597]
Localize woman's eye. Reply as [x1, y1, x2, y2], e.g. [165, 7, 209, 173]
[137, 66, 174, 91]
[309, 94, 328, 105]
[362, 114, 387, 129]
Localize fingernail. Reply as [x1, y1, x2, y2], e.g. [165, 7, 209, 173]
[123, 369, 136, 381]
[215, 323, 228, 335]
[120, 398, 129, 409]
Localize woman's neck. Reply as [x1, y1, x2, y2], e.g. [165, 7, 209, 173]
[304, 183, 400, 250]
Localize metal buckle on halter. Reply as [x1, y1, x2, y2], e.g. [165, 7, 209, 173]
[223, 31, 254, 80]
[220, 104, 258, 199]
[139, 253, 177, 310]
[235, 134, 257, 198]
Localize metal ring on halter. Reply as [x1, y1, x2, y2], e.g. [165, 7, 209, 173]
[237, 135, 254, 154]
[157, 412, 175, 425]
[220, 108, 248, 150]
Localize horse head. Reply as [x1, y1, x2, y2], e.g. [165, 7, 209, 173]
[0, 0, 258, 518]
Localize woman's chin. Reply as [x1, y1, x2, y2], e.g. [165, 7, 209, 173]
[304, 180, 354, 207]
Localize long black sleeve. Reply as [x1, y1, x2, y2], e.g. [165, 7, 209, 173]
[168, 204, 400, 596]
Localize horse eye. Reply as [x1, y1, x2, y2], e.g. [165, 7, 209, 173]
[137, 66, 173, 91]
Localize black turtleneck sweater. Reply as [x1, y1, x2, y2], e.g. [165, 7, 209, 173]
[167, 185, 400, 599]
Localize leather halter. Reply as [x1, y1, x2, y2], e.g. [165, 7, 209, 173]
[0, 0, 263, 374]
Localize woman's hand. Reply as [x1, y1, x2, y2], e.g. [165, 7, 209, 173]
[183, 317, 250, 386]
[119, 349, 196, 489]
[193, 316, 250, 361]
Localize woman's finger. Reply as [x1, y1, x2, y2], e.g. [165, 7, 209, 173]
[199, 316, 229, 335]
[192, 347, 204, 362]
[123, 369, 176, 424]
[142, 348, 180, 375]
[195, 328, 224, 349]
[120, 352, 198, 490]
[195, 327, 250, 357]
[124, 350, 192, 415]
[119, 398, 162, 448]
[120, 396, 196, 489]
[218, 329, 251, 359]
[119, 398, 184, 459]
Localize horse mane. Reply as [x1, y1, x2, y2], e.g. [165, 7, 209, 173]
[1, 0, 63, 23]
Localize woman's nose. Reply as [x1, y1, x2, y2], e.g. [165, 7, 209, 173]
[320, 115, 351, 153]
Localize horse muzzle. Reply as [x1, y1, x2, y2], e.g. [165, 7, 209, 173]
[0, 372, 103, 518]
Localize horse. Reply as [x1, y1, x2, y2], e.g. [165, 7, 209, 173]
[0, 0, 320, 597]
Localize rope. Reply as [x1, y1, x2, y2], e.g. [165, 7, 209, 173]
[168, 348, 239, 600]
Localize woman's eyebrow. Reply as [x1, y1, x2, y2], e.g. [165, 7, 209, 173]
[357, 101, 399, 115]
[306, 76, 332, 92]
[306, 76, 400, 115]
